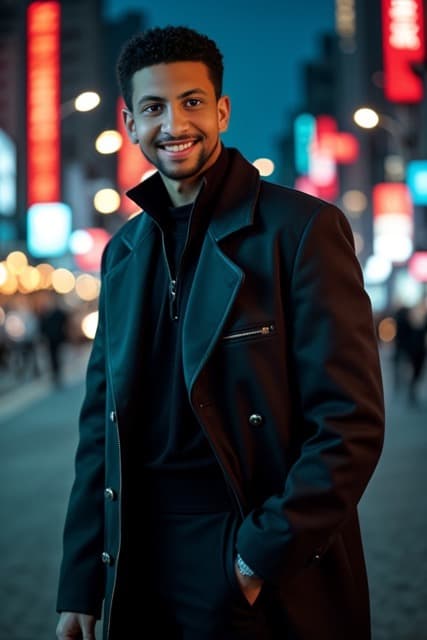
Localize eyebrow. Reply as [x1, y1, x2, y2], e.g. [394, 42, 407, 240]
[136, 87, 209, 106]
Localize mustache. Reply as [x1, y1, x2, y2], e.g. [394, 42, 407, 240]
[156, 135, 200, 145]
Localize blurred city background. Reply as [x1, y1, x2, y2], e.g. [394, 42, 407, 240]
[1, 0, 427, 639]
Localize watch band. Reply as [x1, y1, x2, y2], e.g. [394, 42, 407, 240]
[236, 553, 255, 577]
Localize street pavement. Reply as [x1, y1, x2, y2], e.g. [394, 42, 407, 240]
[0, 344, 426, 640]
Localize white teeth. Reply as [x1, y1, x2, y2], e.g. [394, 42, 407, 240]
[163, 142, 193, 152]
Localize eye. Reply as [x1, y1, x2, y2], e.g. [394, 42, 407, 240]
[185, 98, 202, 107]
[141, 103, 163, 115]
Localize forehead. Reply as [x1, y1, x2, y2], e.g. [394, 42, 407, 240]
[131, 61, 214, 103]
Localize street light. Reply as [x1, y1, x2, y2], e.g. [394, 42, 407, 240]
[353, 107, 379, 129]
[353, 107, 405, 142]
[60, 91, 101, 120]
[352, 106, 408, 180]
[95, 130, 122, 154]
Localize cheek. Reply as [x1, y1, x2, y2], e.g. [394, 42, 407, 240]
[135, 123, 156, 144]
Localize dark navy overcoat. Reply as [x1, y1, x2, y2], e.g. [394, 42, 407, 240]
[57, 148, 384, 639]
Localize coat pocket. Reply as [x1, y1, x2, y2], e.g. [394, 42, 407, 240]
[222, 323, 275, 344]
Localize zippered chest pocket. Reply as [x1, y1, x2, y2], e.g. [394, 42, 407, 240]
[222, 323, 276, 344]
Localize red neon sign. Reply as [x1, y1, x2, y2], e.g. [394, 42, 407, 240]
[373, 182, 413, 217]
[27, 1, 61, 206]
[409, 252, 427, 282]
[74, 227, 112, 272]
[309, 115, 339, 201]
[381, 0, 425, 103]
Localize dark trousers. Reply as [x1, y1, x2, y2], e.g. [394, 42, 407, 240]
[142, 509, 287, 639]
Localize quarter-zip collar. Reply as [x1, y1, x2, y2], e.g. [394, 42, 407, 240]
[126, 145, 231, 231]
[125, 145, 261, 243]
[126, 147, 235, 323]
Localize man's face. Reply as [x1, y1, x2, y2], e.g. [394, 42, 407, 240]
[123, 61, 230, 182]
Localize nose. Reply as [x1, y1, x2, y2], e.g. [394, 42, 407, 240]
[161, 104, 189, 136]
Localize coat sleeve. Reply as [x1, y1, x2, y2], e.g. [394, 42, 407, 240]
[56, 250, 110, 617]
[236, 203, 385, 582]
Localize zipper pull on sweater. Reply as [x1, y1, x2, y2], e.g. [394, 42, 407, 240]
[169, 279, 178, 321]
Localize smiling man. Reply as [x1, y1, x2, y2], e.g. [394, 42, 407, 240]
[124, 61, 230, 203]
[56, 25, 384, 640]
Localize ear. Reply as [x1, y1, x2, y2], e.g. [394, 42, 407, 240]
[217, 95, 231, 134]
[122, 108, 139, 144]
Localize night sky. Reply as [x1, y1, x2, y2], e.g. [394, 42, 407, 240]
[103, 0, 336, 180]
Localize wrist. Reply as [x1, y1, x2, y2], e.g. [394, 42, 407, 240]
[236, 553, 256, 577]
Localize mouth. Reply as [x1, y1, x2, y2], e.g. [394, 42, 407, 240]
[157, 139, 199, 159]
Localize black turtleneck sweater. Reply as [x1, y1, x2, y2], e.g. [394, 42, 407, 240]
[132, 147, 233, 512]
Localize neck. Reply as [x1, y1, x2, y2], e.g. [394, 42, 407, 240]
[161, 139, 223, 206]
[161, 175, 203, 207]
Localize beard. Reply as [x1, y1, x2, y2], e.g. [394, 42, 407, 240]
[140, 138, 220, 181]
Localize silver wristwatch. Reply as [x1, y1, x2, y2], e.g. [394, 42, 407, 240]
[236, 553, 255, 577]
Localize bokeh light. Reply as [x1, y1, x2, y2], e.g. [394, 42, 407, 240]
[74, 91, 100, 112]
[95, 130, 122, 154]
[93, 188, 121, 214]
[81, 311, 99, 340]
[252, 158, 275, 177]
[75, 274, 101, 301]
[51, 268, 75, 294]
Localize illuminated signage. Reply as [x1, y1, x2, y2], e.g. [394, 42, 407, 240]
[73, 227, 111, 272]
[335, 0, 356, 39]
[409, 252, 427, 282]
[294, 113, 316, 175]
[381, 0, 425, 103]
[294, 176, 319, 197]
[0, 129, 16, 216]
[321, 132, 359, 164]
[407, 160, 427, 204]
[373, 182, 413, 218]
[372, 182, 413, 263]
[27, 202, 72, 257]
[27, 1, 61, 205]
[308, 115, 339, 201]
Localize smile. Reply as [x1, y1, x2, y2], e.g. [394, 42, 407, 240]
[161, 141, 195, 152]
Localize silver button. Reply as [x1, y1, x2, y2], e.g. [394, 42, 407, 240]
[104, 488, 115, 501]
[249, 413, 263, 426]
[109, 411, 116, 423]
[101, 552, 113, 565]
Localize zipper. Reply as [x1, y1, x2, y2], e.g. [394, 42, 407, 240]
[169, 279, 178, 320]
[223, 323, 275, 342]
[160, 203, 194, 322]
[159, 230, 179, 322]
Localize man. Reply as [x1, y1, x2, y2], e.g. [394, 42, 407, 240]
[39, 291, 68, 387]
[56, 25, 385, 640]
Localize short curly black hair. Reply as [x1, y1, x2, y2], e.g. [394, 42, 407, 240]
[116, 25, 224, 110]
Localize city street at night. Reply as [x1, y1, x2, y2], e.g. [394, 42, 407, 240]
[0, 346, 426, 640]
[1, 1, 427, 638]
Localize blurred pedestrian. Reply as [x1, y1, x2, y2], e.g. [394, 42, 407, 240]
[56, 25, 385, 640]
[5, 295, 40, 380]
[39, 292, 69, 387]
[404, 299, 427, 406]
[392, 303, 411, 391]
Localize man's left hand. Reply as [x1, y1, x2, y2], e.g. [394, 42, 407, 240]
[234, 563, 264, 605]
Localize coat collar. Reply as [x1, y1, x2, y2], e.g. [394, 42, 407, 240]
[121, 146, 261, 250]
[104, 148, 262, 401]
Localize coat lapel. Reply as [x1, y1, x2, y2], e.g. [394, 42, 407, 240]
[104, 214, 157, 411]
[106, 148, 261, 405]
[182, 150, 261, 393]
[182, 231, 243, 392]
